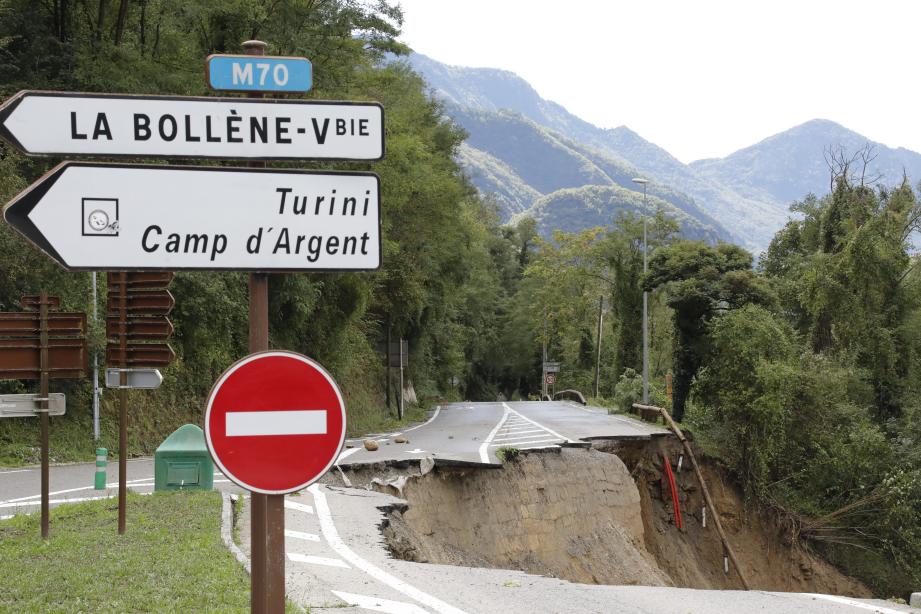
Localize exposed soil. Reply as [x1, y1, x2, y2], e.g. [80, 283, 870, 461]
[617, 437, 870, 596]
[364, 438, 871, 596]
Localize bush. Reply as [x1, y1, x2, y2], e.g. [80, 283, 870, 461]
[611, 368, 666, 413]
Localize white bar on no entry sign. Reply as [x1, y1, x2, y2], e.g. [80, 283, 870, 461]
[226, 410, 327, 437]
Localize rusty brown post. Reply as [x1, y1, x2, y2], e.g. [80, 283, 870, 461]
[241, 37, 285, 614]
[38, 291, 50, 539]
[118, 271, 128, 535]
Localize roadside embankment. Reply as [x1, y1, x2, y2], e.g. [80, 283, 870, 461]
[355, 441, 871, 596]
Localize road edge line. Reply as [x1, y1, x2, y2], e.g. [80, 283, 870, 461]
[221, 491, 250, 572]
[478, 404, 511, 463]
[308, 484, 469, 614]
[800, 593, 910, 614]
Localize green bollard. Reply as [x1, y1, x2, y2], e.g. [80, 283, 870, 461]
[94, 447, 107, 490]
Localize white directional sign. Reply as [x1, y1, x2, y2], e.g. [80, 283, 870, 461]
[0, 393, 65, 418]
[105, 368, 163, 389]
[0, 91, 384, 160]
[3, 162, 381, 271]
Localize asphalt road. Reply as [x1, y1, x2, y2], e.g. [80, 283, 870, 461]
[337, 400, 667, 466]
[0, 457, 244, 519]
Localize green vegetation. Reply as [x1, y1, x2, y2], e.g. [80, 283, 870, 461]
[495, 446, 520, 463]
[0, 491, 281, 613]
[516, 162, 921, 596]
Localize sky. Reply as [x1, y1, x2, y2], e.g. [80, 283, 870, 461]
[393, 0, 920, 163]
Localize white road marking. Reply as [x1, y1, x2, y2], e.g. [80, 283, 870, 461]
[802, 593, 910, 614]
[285, 529, 320, 542]
[495, 428, 544, 435]
[284, 500, 314, 515]
[287, 552, 350, 568]
[0, 476, 155, 505]
[478, 404, 511, 464]
[0, 469, 32, 474]
[336, 447, 362, 465]
[332, 590, 430, 614]
[492, 433, 558, 443]
[516, 443, 561, 451]
[226, 409, 327, 436]
[503, 403, 572, 442]
[406, 449, 428, 454]
[0, 496, 110, 508]
[309, 485, 469, 614]
[402, 405, 442, 433]
[492, 439, 560, 448]
[0, 515, 12, 520]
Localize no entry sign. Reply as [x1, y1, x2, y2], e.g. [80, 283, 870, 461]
[204, 351, 346, 495]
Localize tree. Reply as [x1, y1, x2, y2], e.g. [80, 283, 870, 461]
[645, 241, 774, 421]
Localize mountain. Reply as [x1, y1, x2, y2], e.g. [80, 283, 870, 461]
[403, 54, 921, 253]
[451, 105, 730, 242]
[519, 185, 724, 244]
[691, 119, 921, 206]
[405, 53, 771, 249]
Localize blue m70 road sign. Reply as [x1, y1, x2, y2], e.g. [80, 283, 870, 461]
[206, 54, 312, 93]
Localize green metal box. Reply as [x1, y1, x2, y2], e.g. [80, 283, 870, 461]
[154, 424, 214, 492]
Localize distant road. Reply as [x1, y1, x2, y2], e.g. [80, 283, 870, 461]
[337, 400, 667, 467]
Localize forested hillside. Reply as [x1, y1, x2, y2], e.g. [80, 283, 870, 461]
[521, 166, 921, 597]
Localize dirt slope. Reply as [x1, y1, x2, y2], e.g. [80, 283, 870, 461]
[370, 442, 870, 596]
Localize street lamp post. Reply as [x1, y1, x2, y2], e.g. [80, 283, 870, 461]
[632, 177, 649, 404]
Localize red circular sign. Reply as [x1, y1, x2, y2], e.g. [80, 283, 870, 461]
[204, 351, 346, 495]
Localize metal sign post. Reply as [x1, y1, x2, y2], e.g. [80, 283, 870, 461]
[240, 39, 274, 614]
[38, 291, 50, 538]
[388, 339, 407, 420]
[0, 294, 85, 538]
[105, 271, 175, 534]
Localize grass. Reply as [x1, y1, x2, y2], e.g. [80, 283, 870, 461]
[345, 401, 429, 438]
[0, 490, 259, 613]
[495, 446, 520, 463]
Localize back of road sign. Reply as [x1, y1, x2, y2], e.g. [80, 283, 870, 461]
[206, 55, 312, 93]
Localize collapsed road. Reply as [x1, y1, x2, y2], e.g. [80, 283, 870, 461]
[336, 400, 666, 467]
[1, 401, 916, 613]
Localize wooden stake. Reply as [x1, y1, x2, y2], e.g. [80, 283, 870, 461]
[633, 403, 752, 590]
